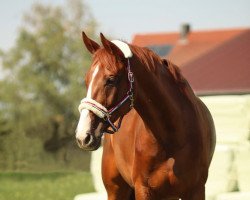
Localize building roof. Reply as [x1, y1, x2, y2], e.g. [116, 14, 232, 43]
[132, 28, 250, 95]
[181, 30, 250, 95]
[132, 29, 247, 66]
[132, 32, 179, 46]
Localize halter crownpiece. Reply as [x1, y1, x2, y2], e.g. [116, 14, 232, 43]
[111, 40, 133, 58]
[78, 40, 134, 134]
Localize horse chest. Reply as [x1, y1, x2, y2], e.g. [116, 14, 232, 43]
[131, 139, 179, 188]
[147, 158, 179, 189]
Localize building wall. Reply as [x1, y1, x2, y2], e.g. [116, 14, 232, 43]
[201, 94, 250, 200]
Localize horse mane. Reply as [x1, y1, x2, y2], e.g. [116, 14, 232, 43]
[130, 45, 162, 72]
[130, 45, 188, 89]
[92, 43, 193, 97]
[164, 59, 187, 87]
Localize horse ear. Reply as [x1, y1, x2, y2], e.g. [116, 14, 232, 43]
[82, 32, 100, 54]
[100, 33, 125, 60]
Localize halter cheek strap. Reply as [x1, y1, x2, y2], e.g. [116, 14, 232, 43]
[78, 59, 134, 134]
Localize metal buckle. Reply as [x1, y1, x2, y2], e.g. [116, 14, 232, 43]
[128, 72, 134, 82]
[130, 96, 134, 108]
[103, 113, 111, 122]
[127, 91, 134, 108]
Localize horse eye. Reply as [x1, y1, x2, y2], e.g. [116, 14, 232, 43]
[106, 76, 118, 86]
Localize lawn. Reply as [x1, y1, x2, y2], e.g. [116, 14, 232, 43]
[0, 171, 95, 200]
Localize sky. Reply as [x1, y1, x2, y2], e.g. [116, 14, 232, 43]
[0, 0, 250, 51]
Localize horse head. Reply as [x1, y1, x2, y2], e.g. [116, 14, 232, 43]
[76, 32, 134, 151]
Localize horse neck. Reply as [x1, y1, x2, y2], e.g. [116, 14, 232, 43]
[132, 57, 194, 149]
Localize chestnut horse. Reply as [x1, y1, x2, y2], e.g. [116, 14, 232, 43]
[75, 32, 216, 200]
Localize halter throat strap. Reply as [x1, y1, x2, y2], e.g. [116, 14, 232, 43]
[78, 58, 134, 133]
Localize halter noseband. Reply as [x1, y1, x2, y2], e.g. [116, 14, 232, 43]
[78, 59, 134, 134]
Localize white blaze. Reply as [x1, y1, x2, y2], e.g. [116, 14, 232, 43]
[87, 65, 99, 98]
[76, 66, 99, 140]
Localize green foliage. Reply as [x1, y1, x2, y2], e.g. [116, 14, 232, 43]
[0, 171, 95, 200]
[0, 0, 96, 171]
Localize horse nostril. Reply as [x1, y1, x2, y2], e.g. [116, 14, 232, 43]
[76, 133, 94, 148]
[84, 133, 93, 145]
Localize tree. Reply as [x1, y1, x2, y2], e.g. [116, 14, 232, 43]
[0, 0, 96, 171]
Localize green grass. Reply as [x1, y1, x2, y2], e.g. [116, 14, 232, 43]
[0, 171, 95, 200]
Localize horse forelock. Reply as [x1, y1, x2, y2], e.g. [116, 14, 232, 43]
[91, 40, 132, 73]
[92, 48, 123, 73]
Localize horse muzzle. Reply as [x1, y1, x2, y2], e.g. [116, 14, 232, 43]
[76, 130, 102, 151]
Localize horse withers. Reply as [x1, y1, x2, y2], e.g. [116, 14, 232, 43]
[75, 32, 216, 200]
